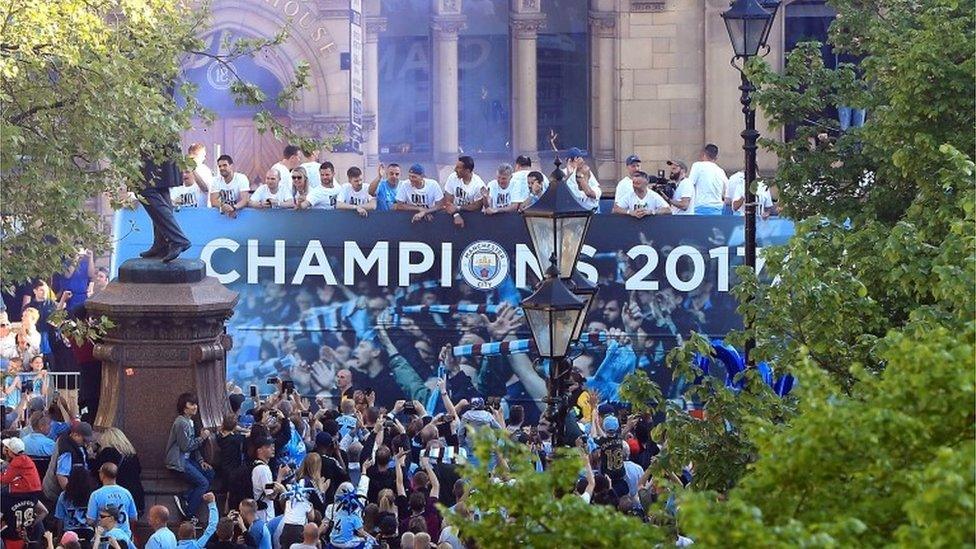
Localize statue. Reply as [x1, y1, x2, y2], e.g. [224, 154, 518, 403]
[138, 147, 190, 263]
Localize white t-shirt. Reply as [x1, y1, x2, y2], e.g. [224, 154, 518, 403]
[304, 185, 341, 210]
[688, 160, 728, 208]
[614, 176, 634, 204]
[251, 462, 275, 521]
[672, 177, 695, 215]
[443, 173, 486, 207]
[565, 171, 602, 211]
[271, 162, 293, 190]
[281, 493, 313, 525]
[396, 179, 444, 209]
[486, 179, 524, 209]
[512, 169, 549, 194]
[340, 183, 372, 206]
[301, 161, 322, 188]
[193, 162, 214, 189]
[170, 184, 208, 209]
[615, 188, 669, 213]
[728, 174, 774, 217]
[211, 172, 251, 206]
[251, 183, 291, 207]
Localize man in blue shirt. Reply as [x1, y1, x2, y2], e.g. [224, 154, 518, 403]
[177, 492, 218, 549]
[87, 463, 138, 536]
[145, 505, 177, 549]
[236, 499, 271, 549]
[367, 163, 405, 211]
[96, 504, 136, 549]
[22, 412, 55, 456]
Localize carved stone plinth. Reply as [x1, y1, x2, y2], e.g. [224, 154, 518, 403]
[85, 258, 237, 519]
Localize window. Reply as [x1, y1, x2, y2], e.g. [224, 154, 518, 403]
[537, 0, 589, 152]
[378, 1, 433, 155]
[458, 0, 511, 155]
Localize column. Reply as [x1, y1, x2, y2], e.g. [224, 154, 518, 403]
[431, 4, 465, 166]
[510, 8, 546, 156]
[364, 16, 386, 169]
[589, 10, 617, 181]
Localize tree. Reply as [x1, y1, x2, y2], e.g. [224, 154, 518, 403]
[0, 0, 327, 285]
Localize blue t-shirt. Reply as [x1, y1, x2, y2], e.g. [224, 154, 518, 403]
[23, 432, 55, 457]
[248, 519, 272, 549]
[375, 180, 399, 211]
[101, 527, 136, 549]
[87, 485, 138, 535]
[53, 257, 91, 311]
[329, 509, 364, 547]
[55, 493, 89, 530]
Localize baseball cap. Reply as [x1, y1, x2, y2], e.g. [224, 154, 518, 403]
[666, 159, 688, 171]
[228, 393, 245, 412]
[28, 396, 46, 412]
[625, 154, 641, 166]
[60, 532, 80, 546]
[567, 147, 585, 160]
[470, 397, 485, 410]
[71, 422, 94, 441]
[315, 431, 334, 448]
[408, 163, 425, 176]
[256, 436, 275, 449]
[2, 437, 25, 454]
[597, 403, 616, 416]
[602, 416, 620, 433]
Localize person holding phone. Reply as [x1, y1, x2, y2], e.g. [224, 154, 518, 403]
[94, 504, 135, 549]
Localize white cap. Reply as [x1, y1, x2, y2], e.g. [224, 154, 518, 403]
[2, 437, 25, 455]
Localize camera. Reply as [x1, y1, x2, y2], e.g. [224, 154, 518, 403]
[402, 403, 416, 415]
[649, 173, 675, 200]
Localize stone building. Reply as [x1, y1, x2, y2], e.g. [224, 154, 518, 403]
[180, 0, 838, 190]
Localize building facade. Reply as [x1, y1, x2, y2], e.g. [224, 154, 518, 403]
[181, 0, 838, 189]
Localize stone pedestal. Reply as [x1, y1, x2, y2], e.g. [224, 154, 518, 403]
[85, 258, 237, 513]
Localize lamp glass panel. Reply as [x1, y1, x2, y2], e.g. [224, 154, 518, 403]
[524, 308, 553, 357]
[556, 216, 588, 277]
[744, 18, 765, 56]
[552, 308, 583, 358]
[525, 216, 555, 274]
[725, 18, 747, 56]
[571, 294, 594, 341]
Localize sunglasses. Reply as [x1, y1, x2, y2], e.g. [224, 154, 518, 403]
[99, 514, 112, 519]
[292, 175, 304, 180]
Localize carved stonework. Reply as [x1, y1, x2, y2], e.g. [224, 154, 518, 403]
[290, 114, 346, 137]
[365, 16, 387, 39]
[364, 113, 377, 132]
[437, 0, 460, 15]
[511, 14, 547, 38]
[631, 0, 666, 12]
[522, 0, 538, 8]
[431, 16, 467, 37]
[589, 11, 617, 38]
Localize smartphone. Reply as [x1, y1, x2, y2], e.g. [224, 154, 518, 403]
[282, 380, 295, 394]
[657, 169, 666, 179]
[266, 377, 280, 385]
[249, 385, 258, 398]
[301, 411, 310, 418]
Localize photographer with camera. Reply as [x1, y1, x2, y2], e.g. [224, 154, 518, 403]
[612, 172, 671, 218]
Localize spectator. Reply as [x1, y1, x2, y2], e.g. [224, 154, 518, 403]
[236, 499, 272, 549]
[614, 154, 642, 204]
[286, 168, 330, 210]
[211, 155, 251, 218]
[300, 149, 321, 188]
[176, 492, 218, 549]
[394, 165, 444, 223]
[667, 160, 695, 215]
[519, 171, 547, 212]
[17, 308, 41, 364]
[171, 169, 209, 209]
[92, 268, 110, 295]
[289, 523, 320, 549]
[1, 483, 48, 549]
[52, 247, 96, 313]
[251, 437, 287, 521]
[335, 369, 354, 402]
[612, 172, 672, 218]
[27, 355, 50, 398]
[688, 143, 728, 215]
[249, 169, 291, 210]
[164, 393, 213, 519]
[24, 280, 67, 356]
[568, 164, 602, 211]
[216, 413, 246, 503]
[313, 432, 349, 503]
[442, 155, 485, 228]
[564, 147, 601, 201]
[271, 145, 302, 189]
[209, 517, 244, 549]
[187, 143, 214, 196]
[483, 163, 523, 215]
[90, 428, 145, 512]
[0, 312, 16, 366]
[325, 482, 371, 548]
[368, 163, 405, 211]
[44, 421, 94, 502]
[54, 466, 96, 539]
[22, 411, 55, 457]
[1, 437, 42, 494]
[727, 170, 777, 219]
[86, 463, 138, 536]
[337, 167, 376, 217]
[146, 505, 175, 549]
[4, 356, 23, 408]
[95, 503, 136, 549]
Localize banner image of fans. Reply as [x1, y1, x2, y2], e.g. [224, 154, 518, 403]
[112, 208, 794, 423]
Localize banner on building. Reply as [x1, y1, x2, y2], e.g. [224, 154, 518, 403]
[112, 207, 794, 420]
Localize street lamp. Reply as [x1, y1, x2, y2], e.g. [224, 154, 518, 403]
[521, 178, 597, 446]
[721, 0, 778, 365]
[521, 177, 594, 281]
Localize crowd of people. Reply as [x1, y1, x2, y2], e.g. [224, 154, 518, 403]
[2, 371, 685, 549]
[170, 142, 778, 221]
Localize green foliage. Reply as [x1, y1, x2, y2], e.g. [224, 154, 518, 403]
[444, 429, 667, 548]
[0, 0, 338, 286]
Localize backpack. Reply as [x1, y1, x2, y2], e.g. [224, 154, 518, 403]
[227, 460, 260, 511]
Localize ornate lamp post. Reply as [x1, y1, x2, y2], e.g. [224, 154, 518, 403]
[521, 181, 597, 446]
[721, 0, 777, 365]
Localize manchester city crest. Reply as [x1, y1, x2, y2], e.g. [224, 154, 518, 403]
[459, 240, 509, 291]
